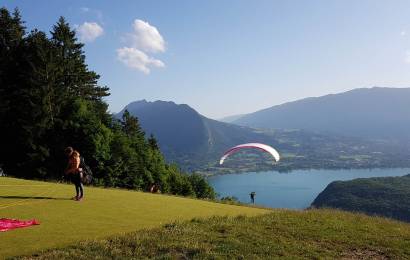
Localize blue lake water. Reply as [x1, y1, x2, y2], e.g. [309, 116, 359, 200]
[208, 168, 410, 209]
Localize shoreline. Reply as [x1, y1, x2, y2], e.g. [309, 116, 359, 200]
[199, 166, 410, 177]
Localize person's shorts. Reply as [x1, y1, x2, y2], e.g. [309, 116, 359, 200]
[70, 172, 82, 184]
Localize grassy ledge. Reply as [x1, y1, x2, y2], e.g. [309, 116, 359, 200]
[14, 209, 410, 259]
[0, 177, 268, 259]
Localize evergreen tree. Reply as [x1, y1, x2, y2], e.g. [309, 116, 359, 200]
[51, 16, 109, 101]
[0, 7, 27, 176]
[148, 134, 160, 150]
[121, 110, 145, 137]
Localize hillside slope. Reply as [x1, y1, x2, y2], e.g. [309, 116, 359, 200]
[116, 100, 285, 170]
[234, 87, 410, 140]
[117, 100, 270, 155]
[312, 174, 410, 222]
[116, 100, 410, 173]
[19, 209, 410, 259]
[118, 100, 207, 153]
[0, 177, 268, 258]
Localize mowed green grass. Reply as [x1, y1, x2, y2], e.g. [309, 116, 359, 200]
[17, 209, 410, 259]
[0, 177, 269, 258]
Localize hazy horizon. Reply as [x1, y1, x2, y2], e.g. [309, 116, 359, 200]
[122, 86, 410, 120]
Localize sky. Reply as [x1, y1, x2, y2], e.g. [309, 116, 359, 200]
[3, 0, 410, 119]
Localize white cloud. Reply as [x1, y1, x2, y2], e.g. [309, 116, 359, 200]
[117, 47, 164, 74]
[117, 19, 166, 74]
[80, 7, 90, 13]
[405, 50, 410, 64]
[127, 19, 165, 53]
[77, 22, 104, 43]
[401, 31, 407, 36]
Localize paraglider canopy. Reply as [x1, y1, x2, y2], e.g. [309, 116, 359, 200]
[219, 143, 280, 165]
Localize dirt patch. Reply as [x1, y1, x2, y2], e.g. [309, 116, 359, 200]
[341, 248, 388, 260]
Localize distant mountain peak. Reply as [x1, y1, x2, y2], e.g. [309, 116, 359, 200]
[119, 99, 198, 116]
[122, 99, 148, 111]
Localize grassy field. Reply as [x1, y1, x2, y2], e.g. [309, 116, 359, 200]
[16, 209, 410, 259]
[0, 177, 269, 259]
[3, 177, 410, 259]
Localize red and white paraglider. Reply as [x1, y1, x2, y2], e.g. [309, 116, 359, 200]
[219, 143, 280, 165]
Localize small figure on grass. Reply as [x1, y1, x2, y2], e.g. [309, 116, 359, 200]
[250, 191, 256, 204]
[64, 147, 84, 201]
[149, 183, 161, 193]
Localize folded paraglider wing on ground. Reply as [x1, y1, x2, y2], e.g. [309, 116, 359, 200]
[0, 218, 40, 232]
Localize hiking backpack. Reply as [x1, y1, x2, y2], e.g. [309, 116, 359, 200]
[80, 156, 93, 185]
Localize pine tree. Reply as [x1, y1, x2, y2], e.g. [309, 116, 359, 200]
[0, 7, 26, 116]
[148, 134, 159, 150]
[0, 7, 28, 176]
[51, 17, 109, 101]
[121, 110, 145, 138]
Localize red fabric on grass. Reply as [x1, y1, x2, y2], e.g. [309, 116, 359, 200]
[0, 218, 40, 232]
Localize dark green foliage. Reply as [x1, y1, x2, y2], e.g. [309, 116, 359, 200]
[219, 196, 242, 205]
[0, 7, 214, 199]
[188, 173, 216, 199]
[147, 134, 159, 150]
[165, 165, 195, 197]
[312, 174, 410, 222]
[220, 196, 239, 202]
[51, 16, 109, 101]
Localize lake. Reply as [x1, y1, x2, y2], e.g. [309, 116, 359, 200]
[208, 168, 410, 209]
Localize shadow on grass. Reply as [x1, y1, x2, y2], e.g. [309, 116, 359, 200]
[0, 196, 70, 200]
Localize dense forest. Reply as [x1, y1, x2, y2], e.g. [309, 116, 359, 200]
[0, 7, 215, 199]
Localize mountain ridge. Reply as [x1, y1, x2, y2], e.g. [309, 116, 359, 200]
[116, 97, 410, 173]
[233, 87, 410, 140]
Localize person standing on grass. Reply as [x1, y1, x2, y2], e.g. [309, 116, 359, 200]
[250, 192, 256, 204]
[64, 147, 84, 201]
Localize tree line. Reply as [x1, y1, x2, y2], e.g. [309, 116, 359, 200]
[0, 7, 215, 199]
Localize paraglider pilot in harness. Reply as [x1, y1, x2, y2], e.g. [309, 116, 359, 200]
[250, 192, 256, 204]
